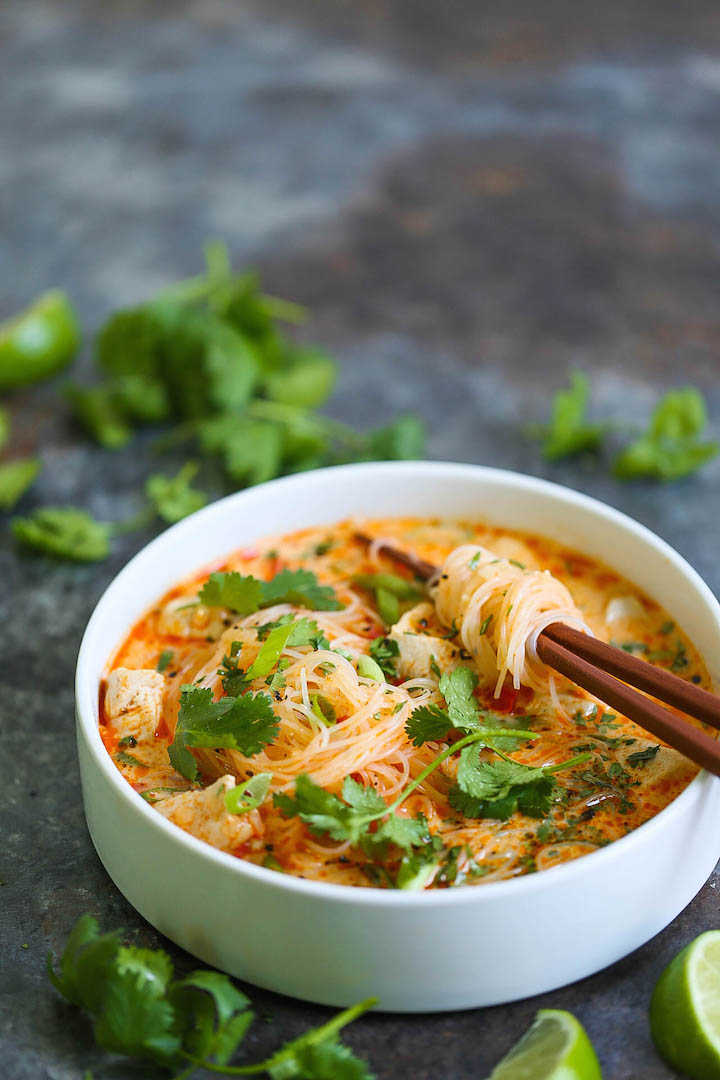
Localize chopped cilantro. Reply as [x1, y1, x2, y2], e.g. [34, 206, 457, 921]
[169, 685, 279, 781]
[156, 650, 173, 673]
[12, 507, 111, 561]
[478, 614, 493, 636]
[531, 372, 607, 460]
[626, 744, 660, 768]
[369, 636, 400, 678]
[199, 568, 342, 614]
[0, 457, 41, 511]
[145, 461, 206, 524]
[114, 750, 145, 768]
[614, 387, 718, 481]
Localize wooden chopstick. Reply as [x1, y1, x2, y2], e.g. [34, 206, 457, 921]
[542, 622, 720, 733]
[354, 531, 720, 776]
[535, 634, 720, 778]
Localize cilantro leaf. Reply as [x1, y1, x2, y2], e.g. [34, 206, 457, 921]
[274, 774, 362, 843]
[264, 346, 336, 409]
[170, 969, 253, 1066]
[65, 383, 133, 449]
[368, 636, 399, 678]
[261, 568, 342, 610]
[169, 685, 279, 780]
[200, 415, 284, 488]
[614, 387, 718, 481]
[532, 371, 606, 460]
[92, 949, 179, 1067]
[449, 748, 587, 821]
[0, 456, 41, 511]
[200, 568, 342, 614]
[200, 571, 264, 614]
[12, 507, 111, 561]
[0, 406, 9, 449]
[405, 705, 455, 747]
[361, 415, 425, 462]
[264, 997, 377, 1080]
[46, 915, 123, 1013]
[145, 462, 207, 524]
[269, 1038, 374, 1080]
[438, 666, 480, 728]
[626, 744, 660, 768]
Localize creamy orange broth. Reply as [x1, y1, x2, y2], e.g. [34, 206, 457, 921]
[102, 518, 709, 889]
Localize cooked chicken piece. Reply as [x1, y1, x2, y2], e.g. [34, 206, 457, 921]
[388, 602, 462, 680]
[156, 599, 226, 640]
[105, 667, 165, 743]
[155, 775, 260, 853]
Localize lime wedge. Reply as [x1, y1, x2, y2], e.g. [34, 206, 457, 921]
[651, 929, 720, 1079]
[0, 290, 80, 390]
[487, 1009, 602, 1080]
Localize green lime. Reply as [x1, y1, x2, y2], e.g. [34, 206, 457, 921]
[651, 929, 720, 1079]
[487, 1009, 602, 1080]
[0, 289, 80, 390]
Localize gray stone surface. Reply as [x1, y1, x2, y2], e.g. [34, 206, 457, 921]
[2, 1, 720, 1076]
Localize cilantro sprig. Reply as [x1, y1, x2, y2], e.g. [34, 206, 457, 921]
[11, 462, 207, 561]
[613, 387, 718, 481]
[48, 914, 376, 1077]
[530, 372, 607, 461]
[199, 568, 342, 614]
[169, 686, 279, 781]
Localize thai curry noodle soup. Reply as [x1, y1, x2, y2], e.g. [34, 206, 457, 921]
[102, 517, 710, 891]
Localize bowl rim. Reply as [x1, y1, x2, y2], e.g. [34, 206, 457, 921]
[75, 460, 720, 908]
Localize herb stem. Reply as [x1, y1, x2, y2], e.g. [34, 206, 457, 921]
[186, 997, 378, 1075]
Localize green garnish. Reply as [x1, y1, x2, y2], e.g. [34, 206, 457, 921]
[224, 773, 272, 814]
[114, 750, 145, 768]
[0, 457, 41, 511]
[145, 461, 207, 524]
[531, 371, 607, 460]
[12, 507, 111, 561]
[156, 650, 173, 673]
[352, 572, 422, 626]
[199, 568, 342, 614]
[368, 636, 400, 678]
[614, 387, 718, 481]
[626, 745, 660, 768]
[357, 654, 385, 682]
[169, 685, 279, 781]
[47, 914, 376, 1076]
[311, 693, 337, 726]
[448, 752, 589, 821]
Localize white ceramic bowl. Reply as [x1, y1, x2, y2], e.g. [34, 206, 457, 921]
[76, 463, 720, 1012]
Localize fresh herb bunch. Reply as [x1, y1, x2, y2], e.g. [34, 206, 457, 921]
[47, 914, 376, 1077]
[1, 241, 424, 559]
[75, 240, 425, 485]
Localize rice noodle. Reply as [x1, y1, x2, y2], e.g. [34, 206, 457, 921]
[432, 545, 592, 695]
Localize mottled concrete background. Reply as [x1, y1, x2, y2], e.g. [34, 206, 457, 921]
[2, 1, 720, 1077]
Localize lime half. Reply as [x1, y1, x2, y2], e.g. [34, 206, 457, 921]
[0, 289, 79, 390]
[651, 929, 720, 1079]
[488, 1009, 602, 1080]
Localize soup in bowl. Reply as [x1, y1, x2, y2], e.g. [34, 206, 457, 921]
[76, 463, 720, 1010]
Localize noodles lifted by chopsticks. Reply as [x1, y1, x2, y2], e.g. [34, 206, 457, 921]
[432, 545, 591, 696]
